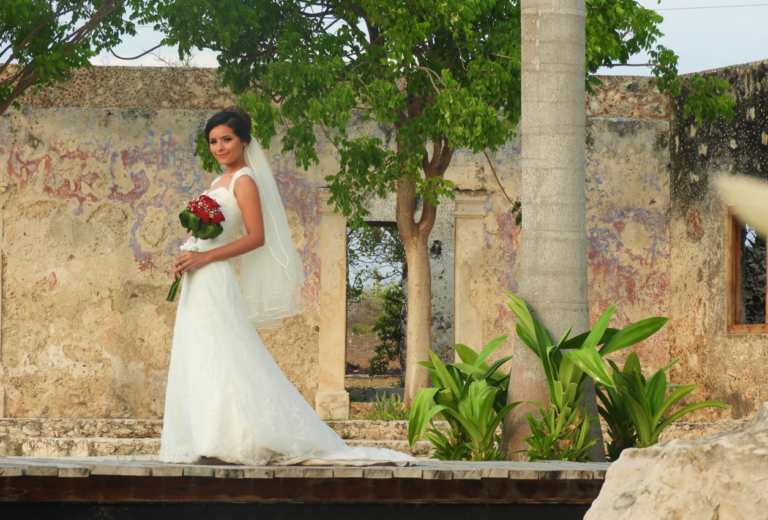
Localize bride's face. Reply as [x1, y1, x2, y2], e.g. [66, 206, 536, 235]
[208, 124, 247, 168]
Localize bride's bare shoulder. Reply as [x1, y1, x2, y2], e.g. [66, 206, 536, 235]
[233, 170, 259, 196]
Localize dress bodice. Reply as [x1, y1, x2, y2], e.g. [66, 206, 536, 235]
[183, 169, 250, 253]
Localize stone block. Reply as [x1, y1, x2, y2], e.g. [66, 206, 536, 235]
[315, 390, 350, 420]
[586, 401, 768, 520]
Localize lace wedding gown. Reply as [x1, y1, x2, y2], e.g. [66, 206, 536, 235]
[159, 167, 413, 466]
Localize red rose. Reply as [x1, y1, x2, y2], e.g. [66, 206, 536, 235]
[188, 194, 225, 225]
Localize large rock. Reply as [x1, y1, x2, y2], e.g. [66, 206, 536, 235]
[586, 401, 768, 520]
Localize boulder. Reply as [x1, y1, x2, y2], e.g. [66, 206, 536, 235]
[586, 401, 768, 520]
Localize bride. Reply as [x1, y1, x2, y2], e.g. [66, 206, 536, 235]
[159, 110, 413, 466]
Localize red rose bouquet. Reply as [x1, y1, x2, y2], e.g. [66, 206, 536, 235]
[166, 194, 227, 302]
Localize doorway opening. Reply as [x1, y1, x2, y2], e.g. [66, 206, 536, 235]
[345, 222, 407, 402]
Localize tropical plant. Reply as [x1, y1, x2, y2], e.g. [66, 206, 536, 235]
[362, 392, 409, 421]
[506, 290, 668, 461]
[408, 336, 523, 461]
[567, 350, 730, 461]
[524, 401, 596, 462]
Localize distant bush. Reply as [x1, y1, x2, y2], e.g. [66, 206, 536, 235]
[363, 393, 410, 421]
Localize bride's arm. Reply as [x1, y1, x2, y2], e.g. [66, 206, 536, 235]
[174, 176, 265, 275]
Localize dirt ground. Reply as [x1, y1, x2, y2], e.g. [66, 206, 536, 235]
[345, 297, 402, 376]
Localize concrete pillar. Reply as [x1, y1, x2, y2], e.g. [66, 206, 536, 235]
[503, 0, 605, 461]
[315, 189, 350, 419]
[454, 191, 487, 358]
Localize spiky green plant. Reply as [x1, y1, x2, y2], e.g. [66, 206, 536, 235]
[566, 350, 730, 460]
[408, 336, 524, 461]
[507, 290, 668, 461]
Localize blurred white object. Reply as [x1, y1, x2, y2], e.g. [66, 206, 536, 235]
[716, 175, 768, 240]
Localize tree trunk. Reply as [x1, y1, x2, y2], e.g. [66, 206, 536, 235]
[400, 230, 432, 405]
[502, 0, 606, 461]
[395, 136, 453, 405]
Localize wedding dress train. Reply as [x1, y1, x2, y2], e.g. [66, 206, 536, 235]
[159, 167, 413, 466]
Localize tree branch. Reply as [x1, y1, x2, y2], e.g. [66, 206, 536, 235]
[483, 150, 515, 206]
[111, 44, 164, 61]
[0, 0, 81, 77]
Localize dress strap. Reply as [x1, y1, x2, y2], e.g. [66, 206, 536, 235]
[228, 168, 252, 192]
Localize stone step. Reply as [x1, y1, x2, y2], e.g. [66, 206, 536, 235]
[0, 418, 162, 440]
[9, 436, 431, 458]
[1, 418, 439, 442]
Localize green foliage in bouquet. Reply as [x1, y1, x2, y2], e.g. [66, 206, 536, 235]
[408, 336, 524, 461]
[506, 290, 668, 461]
[179, 209, 224, 240]
[566, 350, 729, 460]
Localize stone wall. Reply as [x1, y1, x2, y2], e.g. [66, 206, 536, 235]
[668, 60, 768, 420]
[0, 66, 674, 419]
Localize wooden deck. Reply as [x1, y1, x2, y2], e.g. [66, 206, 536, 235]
[0, 456, 609, 505]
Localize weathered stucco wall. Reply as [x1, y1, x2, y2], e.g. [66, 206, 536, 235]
[0, 106, 326, 418]
[454, 104, 670, 371]
[668, 60, 768, 419]
[0, 67, 677, 419]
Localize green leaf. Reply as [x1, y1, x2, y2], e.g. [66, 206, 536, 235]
[565, 348, 615, 388]
[580, 305, 615, 351]
[655, 400, 730, 434]
[622, 352, 641, 376]
[429, 350, 461, 399]
[600, 318, 668, 356]
[469, 336, 509, 376]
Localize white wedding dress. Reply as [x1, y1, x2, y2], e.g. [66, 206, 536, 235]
[159, 167, 413, 466]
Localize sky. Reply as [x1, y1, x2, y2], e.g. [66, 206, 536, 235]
[92, 1, 768, 75]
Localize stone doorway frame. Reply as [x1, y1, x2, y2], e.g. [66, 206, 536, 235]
[314, 187, 488, 419]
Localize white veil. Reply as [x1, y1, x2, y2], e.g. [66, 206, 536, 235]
[240, 137, 305, 329]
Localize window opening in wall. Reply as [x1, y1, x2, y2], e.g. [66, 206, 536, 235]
[345, 223, 407, 398]
[727, 209, 768, 333]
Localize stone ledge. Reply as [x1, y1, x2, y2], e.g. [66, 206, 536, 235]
[1, 435, 431, 458]
[0, 456, 611, 481]
[6, 66, 667, 121]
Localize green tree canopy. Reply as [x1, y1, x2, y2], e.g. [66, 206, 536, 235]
[148, 0, 734, 222]
[1, 0, 146, 115]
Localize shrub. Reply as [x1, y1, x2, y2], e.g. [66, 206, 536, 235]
[566, 350, 730, 460]
[408, 336, 523, 461]
[368, 284, 405, 376]
[506, 290, 668, 462]
[363, 393, 409, 421]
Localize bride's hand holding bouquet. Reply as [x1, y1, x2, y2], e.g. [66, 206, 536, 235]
[166, 194, 226, 302]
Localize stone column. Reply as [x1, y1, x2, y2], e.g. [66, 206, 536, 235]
[315, 189, 350, 419]
[0, 184, 6, 417]
[454, 191, 487, 358]
[503, 0, 605, 461]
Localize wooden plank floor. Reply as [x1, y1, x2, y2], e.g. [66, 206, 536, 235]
[0, 456, 610, 504]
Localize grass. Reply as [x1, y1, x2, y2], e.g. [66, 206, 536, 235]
[362, 393, 410, 421]
[350, 323, 372, 335]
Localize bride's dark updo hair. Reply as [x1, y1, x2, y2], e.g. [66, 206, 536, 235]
[204, 109, 252, 144]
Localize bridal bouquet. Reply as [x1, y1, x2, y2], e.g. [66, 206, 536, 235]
[166, 194, 226, 302]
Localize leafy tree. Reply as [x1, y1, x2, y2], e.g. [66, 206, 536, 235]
[147, 0, 735, 403]
[347, 225, 405, 305]
[368, 284, 405, 377]
[0, 0, 146, 116]
[586, 0, 735, 125]
[345, 225, 406, 376]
